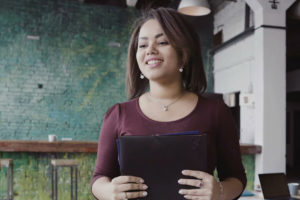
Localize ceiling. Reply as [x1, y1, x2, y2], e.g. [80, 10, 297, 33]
[81, 0, 227, 12]
[82, 0, 179, 9]
[79, 0, 300, 17]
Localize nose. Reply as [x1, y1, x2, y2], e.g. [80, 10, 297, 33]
[146, 43, 158, 55]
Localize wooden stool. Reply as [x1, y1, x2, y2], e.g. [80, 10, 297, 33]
[51, 159, 78, 200]
[0, 159, 14, 200]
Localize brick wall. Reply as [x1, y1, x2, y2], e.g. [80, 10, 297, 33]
[0, 0, 138, 140]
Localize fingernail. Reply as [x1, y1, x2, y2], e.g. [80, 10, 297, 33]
[143, 191, 147, 196]
[182, 170, 187, 174]
[143, 185, 148, 189]
[179, 190, 184, 194]
[140, 179, 144, 183]
[178, 179, 183, 184]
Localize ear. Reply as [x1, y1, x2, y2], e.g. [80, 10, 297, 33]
[179, 51, 189, 68]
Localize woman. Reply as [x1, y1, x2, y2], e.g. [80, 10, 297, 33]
[91, 7, 246, 200]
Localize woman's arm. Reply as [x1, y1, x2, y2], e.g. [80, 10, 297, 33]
[92, 176, 112, 200]
[221, 177, 244, 200]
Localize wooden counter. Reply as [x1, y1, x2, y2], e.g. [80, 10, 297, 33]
[240, 143, 262, 155]
[0, 140, 97, 153]
[0, 140, 261, 154]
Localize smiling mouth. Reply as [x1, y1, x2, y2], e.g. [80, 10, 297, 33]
[146, 59, 163, 65]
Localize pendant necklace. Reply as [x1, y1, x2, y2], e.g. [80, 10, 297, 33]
[148, 91, 185, 111]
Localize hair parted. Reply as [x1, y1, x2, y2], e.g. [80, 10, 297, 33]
[126, 7, 207, 100]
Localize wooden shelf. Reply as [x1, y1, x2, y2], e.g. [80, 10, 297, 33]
[0, 140, 98, 153]
[240, 143, 262, 155]
[0, 140, 262, 154]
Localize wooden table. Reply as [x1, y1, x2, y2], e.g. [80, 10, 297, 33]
[0, 140, 261, 154]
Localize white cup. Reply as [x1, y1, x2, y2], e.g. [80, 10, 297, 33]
[288, 183, 299, 196]
[48, 134, 57, 142]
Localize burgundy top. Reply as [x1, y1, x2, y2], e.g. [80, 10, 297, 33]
[91, 95, 247, 189]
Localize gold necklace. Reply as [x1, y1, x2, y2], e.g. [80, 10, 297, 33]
[148, 91, 185, 111]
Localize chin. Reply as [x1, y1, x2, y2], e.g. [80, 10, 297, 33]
[147, 75, 173, 84]
[146, 75, 161, 81]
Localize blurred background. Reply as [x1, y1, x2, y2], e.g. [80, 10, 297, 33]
[0, 0, 299, 199]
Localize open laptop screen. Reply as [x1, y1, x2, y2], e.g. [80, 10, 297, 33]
[259, 173, 291, 199]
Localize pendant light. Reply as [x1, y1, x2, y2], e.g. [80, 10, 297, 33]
[178, 0, 211, 16]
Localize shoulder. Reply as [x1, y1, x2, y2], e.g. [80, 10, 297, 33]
[104, 97, 138, 119]
[198, 93, 232, 119]
[198, 93, 226, 109]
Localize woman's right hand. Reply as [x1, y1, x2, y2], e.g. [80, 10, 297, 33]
[109, 176, 148, 200]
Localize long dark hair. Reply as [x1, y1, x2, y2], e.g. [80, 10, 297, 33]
[126, 7, 207, 100]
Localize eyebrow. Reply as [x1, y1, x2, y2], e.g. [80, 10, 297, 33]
[138, 33, 164, 40]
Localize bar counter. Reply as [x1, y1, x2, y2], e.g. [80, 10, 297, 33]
[0, 140, 261, 154]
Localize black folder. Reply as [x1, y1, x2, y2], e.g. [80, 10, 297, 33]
[117, 131, 207, 200]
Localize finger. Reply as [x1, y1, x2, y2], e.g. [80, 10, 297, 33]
[179, 188, 202, 196]
[182, 170, 209, 180]
[183, 195, 207, 200]
[123, 191, 148, 199]
[178, 179, 203, 187]
[112, 176, 144, 184]
[116, 183, 148, 192]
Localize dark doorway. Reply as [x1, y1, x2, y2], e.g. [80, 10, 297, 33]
[286, 0, 300, 182]
[286, 92, 300, 182]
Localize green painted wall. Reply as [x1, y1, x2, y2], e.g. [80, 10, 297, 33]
[0, 0, 254, 199]
[243, 155, 255, 191]
[0, 0, 138, 141]
[0, 152, 96, 200]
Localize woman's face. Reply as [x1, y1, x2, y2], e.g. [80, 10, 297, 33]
[136, 19, 181, 84]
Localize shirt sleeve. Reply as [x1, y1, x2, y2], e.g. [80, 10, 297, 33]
[215, 99, 247, 194]
[91, 103, 121, 187]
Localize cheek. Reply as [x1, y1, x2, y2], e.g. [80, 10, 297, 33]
[167, 51, 180, 66]
[136, 52, 144, 66]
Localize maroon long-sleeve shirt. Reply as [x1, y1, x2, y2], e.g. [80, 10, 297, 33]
[92, 95, 247, 189]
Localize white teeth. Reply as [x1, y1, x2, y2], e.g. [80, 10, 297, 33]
[147, 60, 162, 65]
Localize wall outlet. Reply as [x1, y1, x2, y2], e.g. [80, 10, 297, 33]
[239, 93, 255, 107]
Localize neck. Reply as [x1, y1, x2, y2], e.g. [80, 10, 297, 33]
[148, 81, 184, 100]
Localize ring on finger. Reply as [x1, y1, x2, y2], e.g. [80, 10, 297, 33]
[198, 179, 204, 188]
[124, 192, 128, 200]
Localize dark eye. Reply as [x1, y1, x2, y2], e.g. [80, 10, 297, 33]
[159, 41, 169, 45]
[138, 44, 147, 48]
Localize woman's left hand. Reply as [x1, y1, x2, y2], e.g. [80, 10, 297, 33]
[178, 170, 221, 200]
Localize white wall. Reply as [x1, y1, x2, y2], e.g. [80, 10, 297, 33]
[213, 0, 295, 189]
[214, 35, 254, 93]
[213, 0, 256, 144]
[214, 0, 247, 41]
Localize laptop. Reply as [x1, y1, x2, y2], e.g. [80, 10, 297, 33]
[117, 131, 207, 200]
[259, 173, 298, 200]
